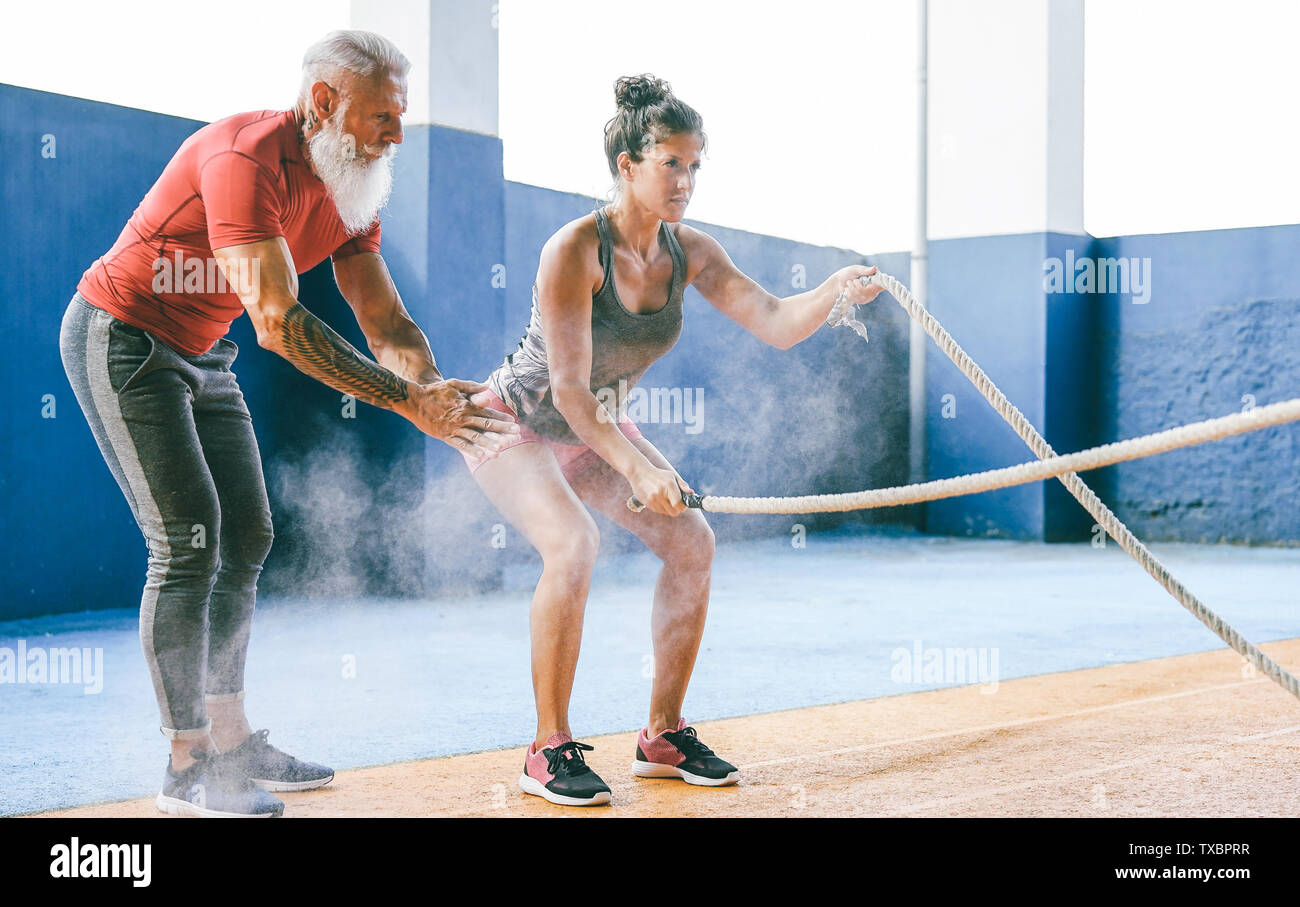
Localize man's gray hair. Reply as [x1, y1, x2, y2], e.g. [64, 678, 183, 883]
[299, 30, 411, 100]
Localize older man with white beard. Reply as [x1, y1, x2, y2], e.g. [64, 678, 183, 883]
[58, 30, 516, 818]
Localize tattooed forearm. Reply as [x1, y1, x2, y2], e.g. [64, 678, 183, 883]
[278, 303, 410, 409]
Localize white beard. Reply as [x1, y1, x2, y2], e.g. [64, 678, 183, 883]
[306, 109, 396, 235]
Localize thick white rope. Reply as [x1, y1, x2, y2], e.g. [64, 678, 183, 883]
[816, 270, 1299, 703]
[702, 396, 1300, 514]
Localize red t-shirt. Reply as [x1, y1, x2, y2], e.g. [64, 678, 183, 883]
[77, 109, 381, 356]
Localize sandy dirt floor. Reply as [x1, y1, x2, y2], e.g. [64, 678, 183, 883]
[33, 639, 1300, 818]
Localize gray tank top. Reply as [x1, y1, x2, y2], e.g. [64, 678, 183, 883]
[488, 206, 686, 444]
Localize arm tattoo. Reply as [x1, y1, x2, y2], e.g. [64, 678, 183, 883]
[279, 303, 410, 409]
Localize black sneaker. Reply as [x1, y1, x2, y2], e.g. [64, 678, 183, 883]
[633, 720, 739, 786]
[224, 729, 334, 792]
[518, 733, 612, 806]
[156, 750, 285, 817]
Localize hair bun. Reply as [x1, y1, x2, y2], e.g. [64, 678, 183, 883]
[614, 74, 670, 111]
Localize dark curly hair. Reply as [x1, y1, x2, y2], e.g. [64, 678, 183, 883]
[603, 74, 706, 183]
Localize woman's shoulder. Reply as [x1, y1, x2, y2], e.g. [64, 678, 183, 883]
[537, 211, 604, 289]
[543, 211, 602, 258]
[665, 220, 722, 284]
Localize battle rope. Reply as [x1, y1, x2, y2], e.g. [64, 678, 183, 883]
[699, 397, 1300, 514]
[629, 270, 1300, 702]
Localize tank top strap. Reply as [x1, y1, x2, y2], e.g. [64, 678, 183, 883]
[661, 221, 687, 298]
[593, 206, 615, 280]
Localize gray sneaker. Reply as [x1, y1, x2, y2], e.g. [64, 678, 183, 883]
[156, 750, 285, 818]
[224, 729, 334, 792]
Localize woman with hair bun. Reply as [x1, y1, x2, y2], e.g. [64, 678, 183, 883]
[466, 74, 883, 806]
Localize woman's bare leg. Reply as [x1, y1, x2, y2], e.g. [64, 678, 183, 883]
[568, 438, 716, 736]
[472, 443, 601, 750]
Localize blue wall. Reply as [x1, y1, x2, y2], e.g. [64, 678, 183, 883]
[925, 227, 1299, 545]
[1094, 226, 1300, 544]
[9, 80, 1291, 622]
[0, 84, 911, 619]
[1043, 233, 1105, 543]
[924, 231, 1103, 541]
[925, 233, 1050, 539]
[1, 87, 210, 616]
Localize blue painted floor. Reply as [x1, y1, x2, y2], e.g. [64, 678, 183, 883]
[2, 524, 1297, 815]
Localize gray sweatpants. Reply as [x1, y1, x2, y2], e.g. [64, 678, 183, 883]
[59, 294, 273, 741]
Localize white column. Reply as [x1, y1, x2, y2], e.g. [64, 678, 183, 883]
[350, 0, 499, 135]
[928, 0, 1083, 239]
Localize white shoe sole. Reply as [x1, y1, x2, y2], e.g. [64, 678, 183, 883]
[632, 760, 740, 786]
[517, 773, 611, 806]
[155, 793, 282, 818]
[251, 773, 334, 792]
